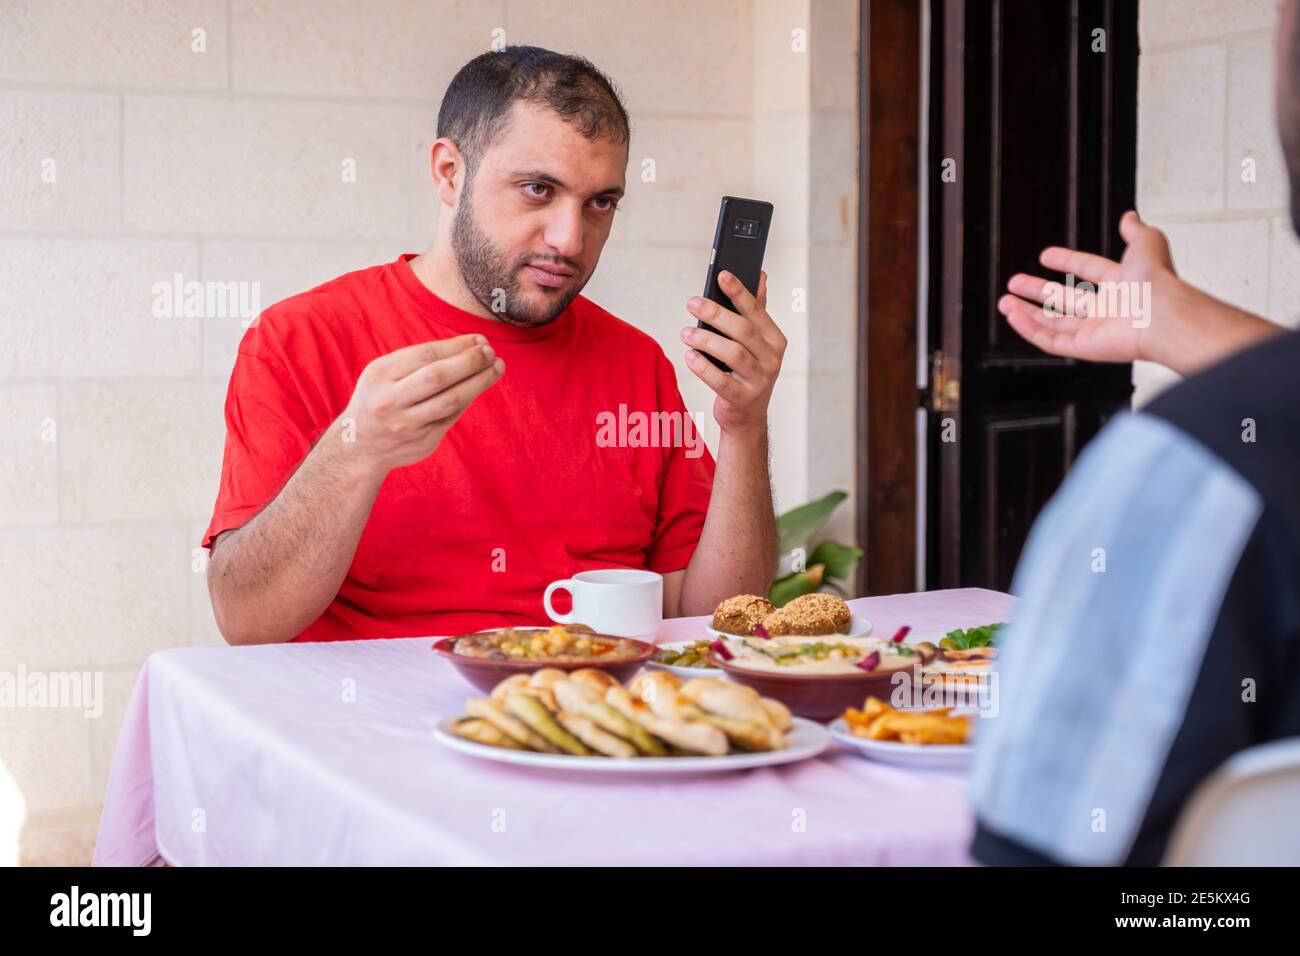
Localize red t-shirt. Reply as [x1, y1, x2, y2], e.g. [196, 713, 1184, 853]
[202, 254, 716, 641]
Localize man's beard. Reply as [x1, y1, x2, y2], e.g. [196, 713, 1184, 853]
[451, 190, 585, 328]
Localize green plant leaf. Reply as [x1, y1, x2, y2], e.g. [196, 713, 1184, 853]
[777, 490, 848, 556]
[769, 564, 826, 607]
[807, 539, 863, 582]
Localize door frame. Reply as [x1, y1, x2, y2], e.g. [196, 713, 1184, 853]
[856, 0, 922, 596]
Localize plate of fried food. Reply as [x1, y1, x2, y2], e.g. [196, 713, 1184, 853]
[436, 667, 830, 773]
[829, 697, 974, 770]
[705, 593, 871, 640]
[920, 624, 1000, 691]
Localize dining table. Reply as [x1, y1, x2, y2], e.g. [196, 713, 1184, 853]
[92, 587, 1012, 866]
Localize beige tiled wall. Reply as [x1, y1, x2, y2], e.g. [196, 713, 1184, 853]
[1136, 0, 1299, 403]
[0, 0, 859, 863]
[744, 0, 859, 545]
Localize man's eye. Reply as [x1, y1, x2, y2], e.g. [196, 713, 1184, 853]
[522, 183, 550, 199]
[591, 197, 620, 213]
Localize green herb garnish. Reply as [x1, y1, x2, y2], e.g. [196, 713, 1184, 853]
[943, 623, 1003, 650]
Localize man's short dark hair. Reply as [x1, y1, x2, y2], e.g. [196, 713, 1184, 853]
[437, 46, 630, 175]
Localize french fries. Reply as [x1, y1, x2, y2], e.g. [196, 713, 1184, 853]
[842, 696, 971, 746]
[449, 668, 792, 758]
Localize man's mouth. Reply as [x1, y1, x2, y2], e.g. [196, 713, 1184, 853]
[523, 261, 576, 289]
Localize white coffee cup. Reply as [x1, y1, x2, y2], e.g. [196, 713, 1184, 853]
[543, 569, 663, 638]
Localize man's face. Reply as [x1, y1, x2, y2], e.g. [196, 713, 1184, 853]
[1277, 0, 1300, 231]
[451, 101, 627, 327]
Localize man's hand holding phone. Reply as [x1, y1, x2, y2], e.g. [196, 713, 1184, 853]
[330, 334, 505, 477]
[682, 269, 786, 436]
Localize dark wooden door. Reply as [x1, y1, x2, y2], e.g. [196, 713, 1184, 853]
[925, 0, 1137, 591]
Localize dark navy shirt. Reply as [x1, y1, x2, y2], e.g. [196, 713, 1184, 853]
[970, 331, 1300, 865]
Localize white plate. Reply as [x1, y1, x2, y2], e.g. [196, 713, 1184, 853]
[435, 715, 831, 774]
[705, 614, 873, 641]
[828, 718, 972, 770]
[644, 640, 725, 679]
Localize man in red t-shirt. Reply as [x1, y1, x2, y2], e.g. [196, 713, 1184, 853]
[203, 46, 787, 643]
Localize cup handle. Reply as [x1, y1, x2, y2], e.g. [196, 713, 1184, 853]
[543, 580, 577, 624]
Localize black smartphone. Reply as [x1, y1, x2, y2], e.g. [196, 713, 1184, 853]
[697, 196, 774, 372]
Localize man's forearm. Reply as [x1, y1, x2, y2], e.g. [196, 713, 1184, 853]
[1147, 277, 1287, 376]
[678, 426, 778, 615]
[208, 420, 388, 644]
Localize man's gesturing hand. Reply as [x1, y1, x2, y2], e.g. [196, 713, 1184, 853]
[681, 270, 786, 436]
[998, 209, 1284, 375]
[334, 334, 504, 475]
[997, 210, 1176, 365]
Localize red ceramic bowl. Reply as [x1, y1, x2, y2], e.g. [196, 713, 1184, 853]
[433, 631, 658, 694]
[708, 651, 912, 723]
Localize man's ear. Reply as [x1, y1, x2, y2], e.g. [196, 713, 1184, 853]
[430, 137, 464, 208]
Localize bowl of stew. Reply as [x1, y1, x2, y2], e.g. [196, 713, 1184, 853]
[432, 625, 658, 693]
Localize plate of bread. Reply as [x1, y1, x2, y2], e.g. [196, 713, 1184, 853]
[435, 667, 830, 773]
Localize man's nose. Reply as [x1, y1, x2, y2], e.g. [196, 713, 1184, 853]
[541, 202, 585, 259]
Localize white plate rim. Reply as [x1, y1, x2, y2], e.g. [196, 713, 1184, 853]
[435, 715, 831, 774]
[827, 717, 973, 763]
[704, 614, 873, 641]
